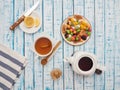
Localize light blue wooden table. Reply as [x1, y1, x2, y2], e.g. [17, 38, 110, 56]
[0, 0, 120, 90]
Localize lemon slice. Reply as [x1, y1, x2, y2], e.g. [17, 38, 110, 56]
[34, 18, 40, 27]
[24, 16, 34, 28]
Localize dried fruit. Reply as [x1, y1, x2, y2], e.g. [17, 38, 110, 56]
[81, 35, 87, 40]
[34, 18, 40, 27]
[24, 16, 34, 28]
[74, 15, 83, 20]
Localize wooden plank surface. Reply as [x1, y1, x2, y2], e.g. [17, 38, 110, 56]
[0, 0, 14, 48]
[43, 0, 54, 90]
[104, 0, 115, 89]
[0, 0, 120, 90]
[53, 0, 63, 90]
[24, 0, 34, 90]
[94, 0, 105, 90]
[63, 0, 74, 90]
[114, 0, 120, 90]
[84, 0, 95, 90]
[13, 0, 25, 90]
[33, 0, 43, 90]
[0, 0, 14, 90]
[73, 0, 84, 90]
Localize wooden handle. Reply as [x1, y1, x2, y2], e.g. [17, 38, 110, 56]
[46, 41, 61, 61]
[10, 15, 25, 30]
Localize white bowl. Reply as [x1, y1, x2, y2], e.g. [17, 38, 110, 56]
[33, 35, 53, 57]
[61, 15, 92, 46]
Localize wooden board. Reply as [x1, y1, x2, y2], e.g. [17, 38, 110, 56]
[84, 0, 95, 90]
[14, 0, 25, 90]
[24, 0, 34, 90]
[94, 0, 105, 90]
[53, 0, 63, 90]
[0, 0, 120, 90]
[33, 0, 43, 90]
[63, 0, 74, 90]
[74, 0, 84, 90]
[114, 0, 120, 90]
[43, 0, 54, 90]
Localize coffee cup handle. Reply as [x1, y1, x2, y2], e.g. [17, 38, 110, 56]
[95, 65, 106, 75]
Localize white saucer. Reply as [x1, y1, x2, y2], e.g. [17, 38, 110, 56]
[19, 11, 41, 34]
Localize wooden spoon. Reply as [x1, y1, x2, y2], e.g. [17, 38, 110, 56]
[41, 41, 61, 65]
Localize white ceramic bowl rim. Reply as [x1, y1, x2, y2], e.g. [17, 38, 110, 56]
[61, 14, 92, 46]
[76, 54, 97, 75]
[34, 36, 53, 57]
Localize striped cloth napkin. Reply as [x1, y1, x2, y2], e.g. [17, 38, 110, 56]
[0, 44, 27, 90]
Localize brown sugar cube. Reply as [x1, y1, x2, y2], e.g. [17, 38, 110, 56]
[50, 69, 62, 80]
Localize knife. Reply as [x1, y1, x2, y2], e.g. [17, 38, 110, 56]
[10, 1, 40, 30]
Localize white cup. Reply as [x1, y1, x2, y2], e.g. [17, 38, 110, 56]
[75, 53, 100, 76]
[64, 51, 104, 76]
[33, 35, 53, 57]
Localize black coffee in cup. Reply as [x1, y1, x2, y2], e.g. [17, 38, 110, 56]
[78, 57, 93, 71]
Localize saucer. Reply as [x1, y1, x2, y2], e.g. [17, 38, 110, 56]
[19, 11, 41, 34]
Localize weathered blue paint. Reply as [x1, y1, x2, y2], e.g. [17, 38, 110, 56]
[0, 0, 120, 90]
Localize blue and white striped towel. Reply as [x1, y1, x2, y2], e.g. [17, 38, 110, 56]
[0, 44, 27, 90]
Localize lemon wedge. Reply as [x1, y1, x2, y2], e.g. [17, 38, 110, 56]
[34, 18, 40, 27]
[24, 16, 34, 28]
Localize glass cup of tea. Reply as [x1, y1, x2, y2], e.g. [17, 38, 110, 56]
[33, 36, 53, 57]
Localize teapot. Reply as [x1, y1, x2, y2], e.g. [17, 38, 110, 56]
[64, 51, 104, 76]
